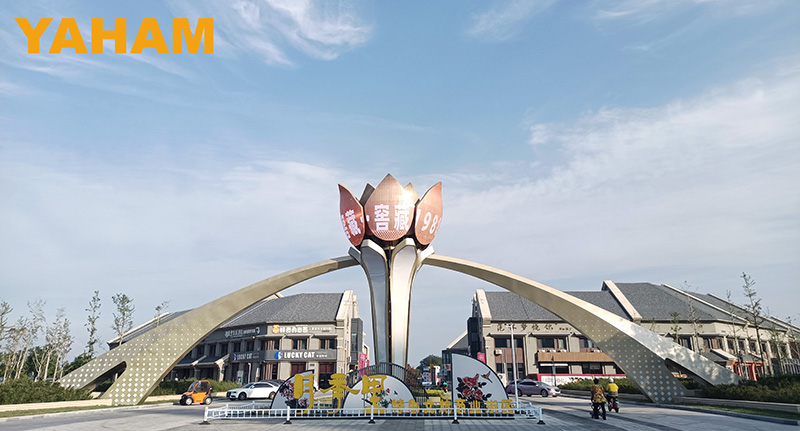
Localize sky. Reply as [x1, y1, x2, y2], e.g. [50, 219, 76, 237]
[1, 0, 799, 367]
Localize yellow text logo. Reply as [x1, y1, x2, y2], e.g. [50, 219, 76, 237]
[15, 18, 213, 54]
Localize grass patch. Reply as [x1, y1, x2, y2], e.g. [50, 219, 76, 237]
[678, 403, 800, 421]
[0, 400, 175, 418]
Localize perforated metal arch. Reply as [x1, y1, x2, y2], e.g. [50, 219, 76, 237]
[62, 253, 738, 405]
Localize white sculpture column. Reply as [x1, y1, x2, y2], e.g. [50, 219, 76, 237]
[350, 239, 432, 366]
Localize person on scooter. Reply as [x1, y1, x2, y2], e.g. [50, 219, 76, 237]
[606, 377, 619, 412]
[590, 378, 607, 420]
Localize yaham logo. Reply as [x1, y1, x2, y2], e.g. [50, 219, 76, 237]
[15, 18, 213, 54]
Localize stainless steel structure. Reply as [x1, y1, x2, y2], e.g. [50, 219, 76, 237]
[62, 176, 739, 405]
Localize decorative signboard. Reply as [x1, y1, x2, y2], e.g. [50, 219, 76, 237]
[341, 374, 414, 411]
[451, 353, 509, 411]
[270, 370, 315, 410]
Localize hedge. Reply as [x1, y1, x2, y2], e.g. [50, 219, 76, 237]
[558, 377, 641, 394]
[0, 378, 91, 405]
[700, 374, 800, 404]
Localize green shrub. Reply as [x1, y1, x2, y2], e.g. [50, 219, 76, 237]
[700, 374, 800, 404]
[558, 378, 641, 394]
[677, 376, 702, 390]
[0, 378, 92, 405]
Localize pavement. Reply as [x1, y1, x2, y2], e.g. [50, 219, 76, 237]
[1, 395, 797, 430]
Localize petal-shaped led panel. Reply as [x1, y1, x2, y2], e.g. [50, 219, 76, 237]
[364, 174, 416, 241]
[338, 184, 365, 247]
[414, 182, 442, 245]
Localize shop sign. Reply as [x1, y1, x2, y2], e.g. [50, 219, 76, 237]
[231, 351, 266, 362]
[271, 324, 333, 334]
[270, 350, 337, 361]
[225, 327, 261, 339]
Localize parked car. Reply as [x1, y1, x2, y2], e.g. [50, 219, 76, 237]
[227, 381, 281, 400]
[181, 380, 212, 405]
[505, 379, 560, 397]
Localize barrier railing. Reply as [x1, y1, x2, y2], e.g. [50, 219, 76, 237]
[203, 401, 544, 424]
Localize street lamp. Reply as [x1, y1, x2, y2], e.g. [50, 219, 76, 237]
[505, 323, 519, 409]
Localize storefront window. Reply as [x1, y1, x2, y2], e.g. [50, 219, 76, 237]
[293, 338, 308, 350]
[320, 338, 337, 349]
[538, 337, 566, 349]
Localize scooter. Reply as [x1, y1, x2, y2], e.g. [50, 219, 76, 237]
[607, 396, 619, 413]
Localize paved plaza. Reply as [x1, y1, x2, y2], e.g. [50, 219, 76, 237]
[1, 395, 797, 431]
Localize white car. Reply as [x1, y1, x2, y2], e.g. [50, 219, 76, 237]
[227, 381, 281, 400]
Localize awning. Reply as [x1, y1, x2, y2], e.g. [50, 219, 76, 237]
[195, 354, 229, 367]
[173, 355, 206, 368]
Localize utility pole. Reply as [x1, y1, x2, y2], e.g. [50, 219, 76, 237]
[506, 323, 519, 409]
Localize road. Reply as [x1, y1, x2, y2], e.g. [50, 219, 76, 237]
[0, 395, 795, 430]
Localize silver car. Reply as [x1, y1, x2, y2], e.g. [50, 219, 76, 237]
[505, 379, 561, 397]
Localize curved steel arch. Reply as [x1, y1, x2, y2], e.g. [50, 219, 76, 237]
[61, 256, 358, 405]
[423, 254, 740, 403]
[63, 252, 739, 405]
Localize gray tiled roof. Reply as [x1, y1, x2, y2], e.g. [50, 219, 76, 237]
[451, 333, 469, 350]
[109, 310, 191, 344]
[613, 283, 730, 321]
[484, 290, 629, 320]
[220, 293, 344, 327]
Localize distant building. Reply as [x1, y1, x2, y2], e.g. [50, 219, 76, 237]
[440, 331, 468, 385]
[109, 291, 368, 389]
[469, 281, 800, 385]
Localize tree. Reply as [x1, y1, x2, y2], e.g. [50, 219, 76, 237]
[52, 308, 73, 380]
[111, 293, 135, 345]
[741, 273, 768, 376]
[682, 282, 703, 348]
[154, 301, 170, 327]
[668, 311, 682, 344]
[765, 320, 786, 375]
[725, 290, 746, 377]
[0, 300, 11, 341]
[0, 300, 13, 381]
[418, 354, 442, 370]
[16, 300, 45, 379]
[85, 291, 101, 357]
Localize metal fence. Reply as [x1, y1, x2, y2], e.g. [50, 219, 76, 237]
[203, 401, 543, 423]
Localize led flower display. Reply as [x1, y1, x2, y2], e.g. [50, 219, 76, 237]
[338, 174, 442, 248]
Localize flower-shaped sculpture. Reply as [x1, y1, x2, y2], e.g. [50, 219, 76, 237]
[338, 174, 443, 249]
[338, 174, 443, 366]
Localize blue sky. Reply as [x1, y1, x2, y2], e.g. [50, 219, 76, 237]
[1, 0, 799, 366]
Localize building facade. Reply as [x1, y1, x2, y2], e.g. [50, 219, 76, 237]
[469, 281, 800, 385]
[111, 291, 367, 389]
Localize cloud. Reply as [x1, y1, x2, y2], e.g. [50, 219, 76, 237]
[436, 67, 800, 291]
[170, 0, 372, 66]
[592, 0, 777, 23]
[466, 0, 556, 42]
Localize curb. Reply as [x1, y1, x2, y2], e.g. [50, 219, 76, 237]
[0, 401, 175, 423]
[559, 392, 800, 426]
[654, 403, 800, 427]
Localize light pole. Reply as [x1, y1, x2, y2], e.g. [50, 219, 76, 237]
[506, 323, 519, 409]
